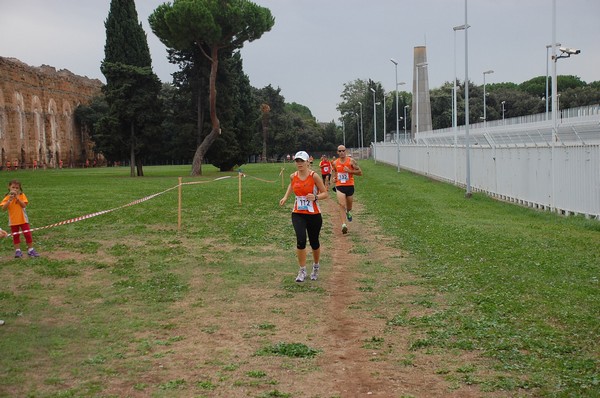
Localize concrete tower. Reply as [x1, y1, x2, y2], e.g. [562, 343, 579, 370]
[411, 46, 432, 137]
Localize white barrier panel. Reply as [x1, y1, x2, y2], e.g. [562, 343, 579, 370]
[377, 142, 600, 219]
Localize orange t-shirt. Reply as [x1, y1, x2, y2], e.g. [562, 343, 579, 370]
[291, 171, 321, 214]
[1, 193, 29, 226]
[334, 158, 355, 187]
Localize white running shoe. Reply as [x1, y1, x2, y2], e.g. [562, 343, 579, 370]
[310, 264, 319, 280]
[295, 268, 306, 282]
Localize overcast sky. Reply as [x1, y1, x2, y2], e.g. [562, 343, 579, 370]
[1, 0, 599, 122]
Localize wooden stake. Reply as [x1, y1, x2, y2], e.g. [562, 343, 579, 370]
[238, 172, 242, 205]
[178, 177, 182, 231]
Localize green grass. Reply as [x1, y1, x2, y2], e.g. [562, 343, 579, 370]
[0, 162, 598, 397]
[358, 161, 600, 397]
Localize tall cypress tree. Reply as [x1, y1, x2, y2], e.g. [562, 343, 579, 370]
[103, 0, 152, 67]
[100, 0, 162, 177]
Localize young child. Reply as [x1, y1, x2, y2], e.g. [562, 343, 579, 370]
[1, 180, 40, 258]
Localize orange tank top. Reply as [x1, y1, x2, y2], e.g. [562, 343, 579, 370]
[292, 171, 321, 214]
[334, 158, 355, 187]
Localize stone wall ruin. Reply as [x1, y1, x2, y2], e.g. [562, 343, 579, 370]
[0, 56, 102, 169]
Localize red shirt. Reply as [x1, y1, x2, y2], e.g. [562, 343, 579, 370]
[319, 159, 332, 175]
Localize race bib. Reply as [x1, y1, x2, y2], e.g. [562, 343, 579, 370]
[296, 196, 315, 212]
[338, 172, 349, 184]
[323, 166, 329, 173]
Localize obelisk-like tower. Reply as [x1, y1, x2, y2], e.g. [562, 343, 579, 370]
[411, 46, 432, 138]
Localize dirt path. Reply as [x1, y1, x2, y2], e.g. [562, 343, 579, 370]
[316, 198, 489, 397]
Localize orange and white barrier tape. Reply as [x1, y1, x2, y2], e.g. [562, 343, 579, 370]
[238, 171, 277, 183]
[3, 175, 232, 238]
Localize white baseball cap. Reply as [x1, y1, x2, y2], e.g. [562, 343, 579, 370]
[294, 151, 309, 161]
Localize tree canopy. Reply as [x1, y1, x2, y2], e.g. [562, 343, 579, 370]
[100, 0, 162, 176]
[149, 0, 274, 175]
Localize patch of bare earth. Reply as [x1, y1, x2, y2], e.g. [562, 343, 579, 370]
[30, 196, 508, 398]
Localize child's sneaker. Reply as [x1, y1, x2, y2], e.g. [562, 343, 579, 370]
[295, 267, 306, 283]
[310, 264, 319, 281]
[28, 248, 40, 258]
[15, 249, 23, 258]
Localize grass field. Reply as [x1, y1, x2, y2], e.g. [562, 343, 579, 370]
[0, 162, 598, 397]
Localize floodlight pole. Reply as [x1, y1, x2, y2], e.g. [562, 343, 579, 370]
[464, 0, 472, 197]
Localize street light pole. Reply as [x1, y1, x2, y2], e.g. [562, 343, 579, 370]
[358, 101, 364, 158]
[415, 62, 428, 136]
[371, 88, 377, 163]
[453, 24, 469, 132]
[390, 58, 404, 172]
[464, 0, 472, 197]
[342, 117, 345, 146]
[545, 43, 560, 121]
[501, 101, 506, 124]
[483, 70, 494, 128]
[383, 93, 387, 142]
[546, 44, 551, 120]
[349, 112, 359, 149]
[403, 105, 409, 142]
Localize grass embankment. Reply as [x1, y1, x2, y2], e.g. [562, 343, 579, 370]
[0, 163, 597, 397]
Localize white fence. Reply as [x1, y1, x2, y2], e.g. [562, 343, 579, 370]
[374, 109, 600, 219]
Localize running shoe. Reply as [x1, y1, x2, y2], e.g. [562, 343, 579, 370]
[342, 224, 348, 234]
[310, 264, 319, 281]
[346, 211, 353, 222]
[295, 268, 306, 282]
[15, 249, 22, 258]
[28, 249, 40, 258]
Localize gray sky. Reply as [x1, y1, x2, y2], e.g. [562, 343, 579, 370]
[1, 0, 599, 122]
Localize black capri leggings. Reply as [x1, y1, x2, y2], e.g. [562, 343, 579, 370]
[291, 212, 323, 250]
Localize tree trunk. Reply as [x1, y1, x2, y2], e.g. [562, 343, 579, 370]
[136, 157, 144, 176]
[129, 122, 136, 177]
[191, 46, 221, 176]
[262, 116, 268, 163]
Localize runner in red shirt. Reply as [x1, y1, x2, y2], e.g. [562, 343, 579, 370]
[319, 154, 332, 190]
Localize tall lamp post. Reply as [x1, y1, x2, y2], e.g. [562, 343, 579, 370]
[501, 101, 506, 124]
[349, 112, 359, 149]
[463, 0, 472, 197]
[355, 113, 360, 149]
[382, 93, 387, 142]
[403, 105, 409, 142]
[453, 24, 469, 132]
[371, 87, 378, 163]
[415, 62, 428, 136]
[358, 101, 364, 158]
[545, 42, 560, 120]
[342, 117, 345, 146]
[390, 58, 403, 172]
[482, 69, 494, 128]
[453, 23, 469, 187]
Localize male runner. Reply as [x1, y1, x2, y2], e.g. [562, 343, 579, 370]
[331, 145, 362, 234]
